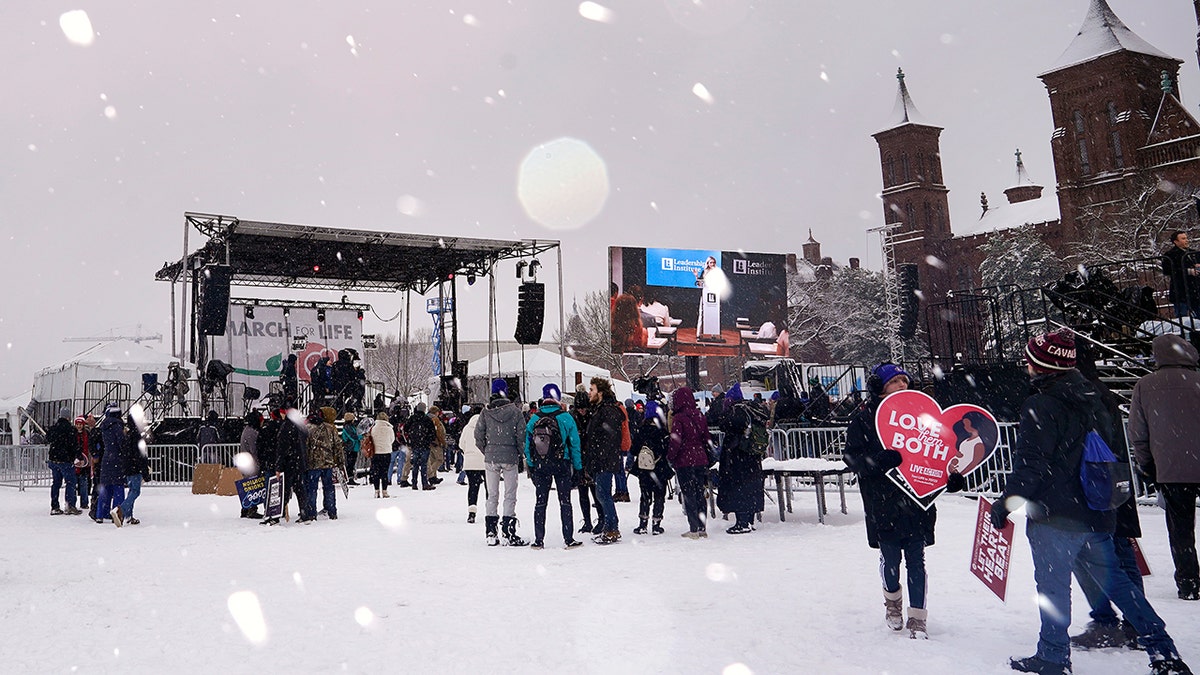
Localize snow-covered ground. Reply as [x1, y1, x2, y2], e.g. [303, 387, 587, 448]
[2, 479, 1195, 674]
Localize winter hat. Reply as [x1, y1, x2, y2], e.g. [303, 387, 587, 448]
[711, 384, 724, 395]
[491, 378, 508, 396]
[770, 391, 780, 401]
[343, 412, 356, 423]
[542, 383, 562, 402]
[727, 383, 744, 402]
[58, 407, 72, 421]
[105, 402, 121, 415]
[1025, 329, 1076, 372]
[644, 400, 661, 422]
[320, 407, 337, 424]
[376, 411, 389, 421]
[872, 363, 910, 393]
[206, 410, 219, 424]
[415, 402, 427, 414]
[74, 415, 86, 425]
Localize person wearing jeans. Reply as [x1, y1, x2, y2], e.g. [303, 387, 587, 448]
[584, 377, 626, 544]
[302, 407, 342, 521]
[524, 386, 583, 549]
[995, 330, 1191, 674]
[45, 407, 81, 515]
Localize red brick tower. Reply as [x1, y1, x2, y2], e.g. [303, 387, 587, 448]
[872, 68, 953, 304]
[1039, 0, 1189, 240]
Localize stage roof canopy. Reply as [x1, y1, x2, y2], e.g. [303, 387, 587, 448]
[155, 212, 558, 294]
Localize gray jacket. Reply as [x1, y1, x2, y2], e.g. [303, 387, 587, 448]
[1129, 334, 1200, 484]
[474, 397, 525, 465]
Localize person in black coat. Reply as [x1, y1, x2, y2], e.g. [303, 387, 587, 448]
[571, 387, 602, 534]
[843, 363, 935, 639]
[585, 378, 626, 543]
[270, 410, 310, 524]
[1069, 346, 1145, 650]
[630, 401, 674, 535]
[1161, 230, 1200, 319]
[110, 414, 150, 527]
[95, 404, 130, 524]
[715, 384, 766, 535]
[280, 354, 299, 409]
[46, 407, 83, 515]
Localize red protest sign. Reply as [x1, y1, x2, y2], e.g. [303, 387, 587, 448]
[970, 497, 1014, 603]
[875, 390, 1000, 502]
[1129, 537, 1152, 577]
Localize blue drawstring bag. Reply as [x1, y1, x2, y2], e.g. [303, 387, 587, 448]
[1080, 430, 1132, 511]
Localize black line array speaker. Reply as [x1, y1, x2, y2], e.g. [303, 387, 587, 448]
[898, 263, 920, 339]
[515, 282, 545, 345]
[199, 264, 232, 336]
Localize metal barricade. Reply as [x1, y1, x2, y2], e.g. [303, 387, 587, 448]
[769, 427, 848, 460]
[0, 445, 51, 491]
[147, 444, 201, 486]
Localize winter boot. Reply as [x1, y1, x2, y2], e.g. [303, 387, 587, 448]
[906, 607, 928, 639]
[485, 516, 500, 546]
[467, 505, 477, 523]
[884, 589, 904, 631]
[652, 518, 664, 535]
[633, 517, 649, 535]
[1009, 655, 1072, 674]
[382, 489, 389, 498]
[375, 489, 381, 498]
[50, 507, 64, 516]
[502, 517, 528, 547]
[111, 506, 125, 528]
[1149, 658, 1193, 675]
[1069, 620, 1126, 650]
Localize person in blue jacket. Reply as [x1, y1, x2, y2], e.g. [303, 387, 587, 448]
[524, 384, 584, 550]
[94, 403, 129, 524]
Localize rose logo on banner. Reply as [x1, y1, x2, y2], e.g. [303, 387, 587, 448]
[874, 389, 1000, 509]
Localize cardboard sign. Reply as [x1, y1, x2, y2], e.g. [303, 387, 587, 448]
[1129, 537, 1152, 577]
[333, 465, 350, 498]
[235, 474, 268, 509]
[191, 463, 222, 495]
[970, 497, 1015, 603]
[216, 467, 241, 496]
[263, 473, 284, 519]
[876, 390, 1000, 504]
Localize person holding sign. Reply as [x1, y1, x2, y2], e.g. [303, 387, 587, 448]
[843, 363, 936, 640]
[994, 330, 1191, 675]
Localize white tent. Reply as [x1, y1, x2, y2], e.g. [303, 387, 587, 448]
[31, 340, 179, 418]
[454, 347, 634, 404]
[0, 389, 31, 444]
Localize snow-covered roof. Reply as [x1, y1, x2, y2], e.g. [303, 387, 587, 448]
[0, 390, 32, 415]
[1042, 0, 1179, 76]
[34, 339, 178, 378]
[877, 68, 933, 133]
[957, 194, 1060, 238]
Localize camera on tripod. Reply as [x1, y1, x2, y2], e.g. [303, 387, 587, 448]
[633, 375, 663, 402]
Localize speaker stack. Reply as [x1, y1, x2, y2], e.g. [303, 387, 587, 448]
[199, 264, 232, 336]
[515, 282, 545, 345]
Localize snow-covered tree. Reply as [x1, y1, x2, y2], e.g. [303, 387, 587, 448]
[978, 226, 1065, 292]
[363, 328, 434, 396]
[789, 267, 892, 365]
[1072, 175, 1199, 263]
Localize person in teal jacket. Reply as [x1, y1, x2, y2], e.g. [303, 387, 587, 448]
[524, 384, 583, 549]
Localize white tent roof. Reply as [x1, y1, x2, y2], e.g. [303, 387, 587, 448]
[0, 390, 31, 416]
[464, 347, 634, 402]
[32, 340, 179, 407]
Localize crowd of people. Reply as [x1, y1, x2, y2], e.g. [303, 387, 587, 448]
[45, 403, 149, 527]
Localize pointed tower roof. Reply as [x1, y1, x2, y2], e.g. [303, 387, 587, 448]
[879, 68, 931, 132]
[1147, 71, 1200, 146]
[1004, 149, 1045, 205]
[805, 228, 819, 245]
[1042, 0, 1179, 75]
[1011, 149, 1038, 188]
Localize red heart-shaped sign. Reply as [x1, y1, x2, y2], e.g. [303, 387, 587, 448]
[874, 390, 999, 500]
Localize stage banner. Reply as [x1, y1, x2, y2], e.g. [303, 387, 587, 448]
[970, 496, 1015, 603]
[875, 389, 1000, 508]
[210, 305, 362, 397]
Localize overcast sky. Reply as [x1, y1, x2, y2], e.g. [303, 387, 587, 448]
[1, 0, 1195, 399]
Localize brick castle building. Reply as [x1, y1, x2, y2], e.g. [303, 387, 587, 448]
[873, 0, 1200, 304]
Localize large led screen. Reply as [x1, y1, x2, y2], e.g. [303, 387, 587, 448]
[609, 246, 788, 358]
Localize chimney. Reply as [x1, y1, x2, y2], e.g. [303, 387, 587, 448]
[817, 256, 834, 280]
[849, 257, 860, 270]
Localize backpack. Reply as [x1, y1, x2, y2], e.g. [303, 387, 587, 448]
[362, 430, 375, 460]
[736, 404, 769, 457]
[637, 445, 656, 471]
[531, 411, 566, 465]
[1079, 430, 1132, 511]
